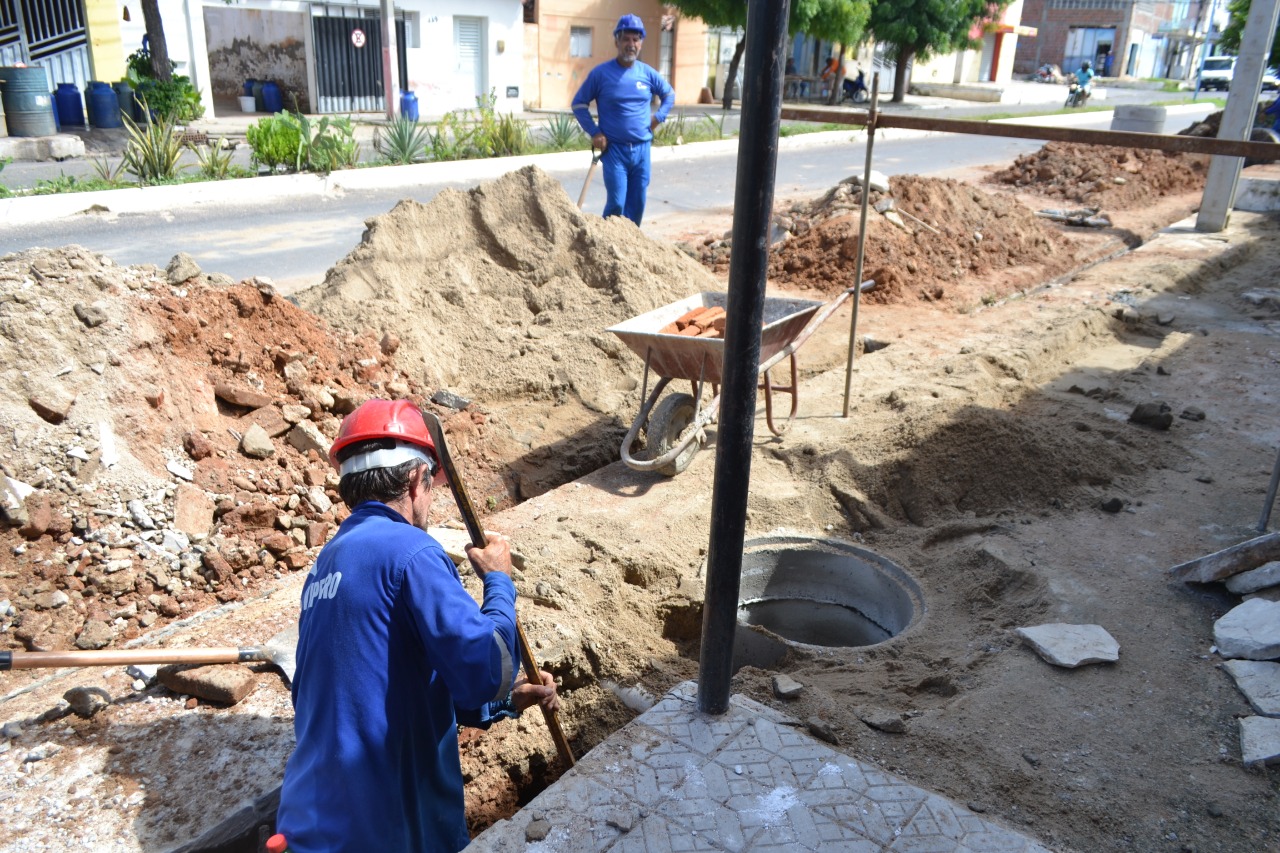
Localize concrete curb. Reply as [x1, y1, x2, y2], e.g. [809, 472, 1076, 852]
[0, 104, 1215, 226]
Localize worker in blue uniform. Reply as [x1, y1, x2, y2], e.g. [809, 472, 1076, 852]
[572, 13, 676, 226]
[275, 399, 560, 853]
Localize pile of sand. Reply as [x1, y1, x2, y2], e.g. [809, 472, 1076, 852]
[298, 166, 718, 414]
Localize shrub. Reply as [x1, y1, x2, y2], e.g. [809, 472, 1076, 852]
[121, 111, 187, 184]
[375, 117, 430, 165]
[543, 112, 586, 152]
[247, 115, 304, 173]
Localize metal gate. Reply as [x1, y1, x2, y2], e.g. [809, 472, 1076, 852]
[312, 12, 407, 114]
[0, 0, 90, 93]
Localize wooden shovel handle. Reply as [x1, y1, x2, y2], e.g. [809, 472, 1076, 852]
[421, 410, 576, 767]
[1, 647, 265, 671]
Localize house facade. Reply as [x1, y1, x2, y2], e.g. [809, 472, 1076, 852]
[1014, 0, 1214, 80]
[912, 0, 1035, 85]
[523, 0, 710, 110]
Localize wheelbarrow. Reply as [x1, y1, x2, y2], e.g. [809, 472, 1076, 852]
[606, 281, 873, 476]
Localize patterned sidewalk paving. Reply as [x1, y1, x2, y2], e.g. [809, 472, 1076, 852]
[469, 681, 1053, 852]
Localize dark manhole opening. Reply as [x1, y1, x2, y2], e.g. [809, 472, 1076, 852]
[734, 535, 924, 671]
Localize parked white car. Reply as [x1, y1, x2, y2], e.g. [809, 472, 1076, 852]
[1201, 56, 1235, 91]
[1263, 67, 1279, 91]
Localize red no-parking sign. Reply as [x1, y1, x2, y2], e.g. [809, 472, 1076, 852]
[351, 28, 366, 48]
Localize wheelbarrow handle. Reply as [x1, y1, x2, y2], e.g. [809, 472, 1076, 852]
[759, 278, 875, 374]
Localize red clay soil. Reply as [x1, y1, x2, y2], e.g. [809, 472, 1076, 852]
[990, 141, 1209, 206]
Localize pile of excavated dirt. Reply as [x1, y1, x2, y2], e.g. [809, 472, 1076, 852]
[0, 245, 515, 658]
[693, 175, 1076, 307]
[297, 165, 719, 498]
[991, 141, 1209, 206]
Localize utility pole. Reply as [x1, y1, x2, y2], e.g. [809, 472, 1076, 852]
[1195, 0, 1280, 232]
[381, 0, 400, 119]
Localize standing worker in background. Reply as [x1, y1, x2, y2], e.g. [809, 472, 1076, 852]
[275, 399, 560, 853]
[572, 13, 675, 226]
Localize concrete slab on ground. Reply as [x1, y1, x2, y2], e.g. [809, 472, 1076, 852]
[468, 682, 1053, 852]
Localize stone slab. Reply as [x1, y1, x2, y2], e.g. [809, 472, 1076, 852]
[1014, 623, 1120, 667]
[1214, 598, 1280, 660]
[1240, 716, 1280, 766]
[1223, 660, 1280, 716]
[467, 682, 1053, 852]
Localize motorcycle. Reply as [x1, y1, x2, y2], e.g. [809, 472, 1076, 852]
[1034, 64, 1062, 84]
[1064, 74, 1090, 108]
[841, 71, 869, 104]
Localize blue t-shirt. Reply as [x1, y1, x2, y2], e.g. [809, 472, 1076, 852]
[277, 502, 518, 853]
[572, 59, 675, 144]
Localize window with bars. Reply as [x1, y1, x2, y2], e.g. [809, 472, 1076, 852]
[570, 26, 592, 58]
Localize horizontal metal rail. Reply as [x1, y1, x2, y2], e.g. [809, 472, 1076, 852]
[779, 107, 1280, 160]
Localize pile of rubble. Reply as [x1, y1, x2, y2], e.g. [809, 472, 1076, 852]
[991, 141, 1209, 206]
[688, 173, 1070, 305]
[0, 246, 457, 656]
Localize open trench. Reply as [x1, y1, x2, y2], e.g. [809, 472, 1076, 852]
[5, 160, 1279, 852]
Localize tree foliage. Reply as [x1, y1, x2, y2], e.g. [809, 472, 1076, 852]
[867, 0, 1010, 102]
[1218, 0, 1280, 66]
[669, 0, 870, 108]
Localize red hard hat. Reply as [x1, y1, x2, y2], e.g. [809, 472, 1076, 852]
[328, 399, 437, 473]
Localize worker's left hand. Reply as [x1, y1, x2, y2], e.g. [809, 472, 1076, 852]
[650, 116, 660, 132]
[512, 669, 561, 714]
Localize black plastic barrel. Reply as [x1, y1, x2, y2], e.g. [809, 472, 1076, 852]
[113, 81, 133, 124]
[0, 66, 56, 137]
[252, 80, 265, 112]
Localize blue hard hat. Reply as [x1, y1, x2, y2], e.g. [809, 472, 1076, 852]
[614, 14, 646, 38]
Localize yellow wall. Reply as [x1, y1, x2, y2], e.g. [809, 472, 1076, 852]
[85, 0, 126, 81]
[531, 0, 708, 109]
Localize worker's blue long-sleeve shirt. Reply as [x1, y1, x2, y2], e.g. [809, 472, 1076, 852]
[572, 59, 675, 144]
[277, 502, 518, 853]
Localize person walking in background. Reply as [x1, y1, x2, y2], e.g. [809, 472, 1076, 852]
[571, 13, 675, 226]
[275, 399, 560, 853]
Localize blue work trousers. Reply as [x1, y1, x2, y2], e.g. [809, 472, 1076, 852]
[601, 140, 651, 226]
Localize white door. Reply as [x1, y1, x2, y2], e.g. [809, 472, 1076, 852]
[454, 17, 485, 104]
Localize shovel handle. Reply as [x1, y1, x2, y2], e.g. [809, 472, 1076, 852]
[1, 647, 266, 671]
[421, 411, 576, 768]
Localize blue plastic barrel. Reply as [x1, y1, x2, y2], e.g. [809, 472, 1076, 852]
[400, 90, 419, 122]
[83, 79, 102, 126]
[262, 81, 283, 114]
[243, 79, 256, 97]
[55, 83, 85, 127]
[89, 81, 122, 128]
[0, 66, 57, 137]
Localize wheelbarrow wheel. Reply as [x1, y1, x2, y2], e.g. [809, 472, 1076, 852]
[647, 392, 702, 476]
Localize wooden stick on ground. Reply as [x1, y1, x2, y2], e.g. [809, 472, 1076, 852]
[1168, 532, 1280, 584]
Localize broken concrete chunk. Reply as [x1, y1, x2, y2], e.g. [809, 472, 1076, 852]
[859, 709, 907, 734]
[166, 252, 201, 284]
[806, 716, 839, 744]
[1015, 623, 1120, 667]
[431, 389, 472, 410]
[241, 406, 292, 438]
[28, 388, 75, 424]
[126, 499, 156, 530]
[1226, 561, 1280, 595]
[63, 686, 112, 718]
[772, 674, 804, 700]
[287, 421, 329, 457]
[1180, 406, 1206, 422]
[239, 423, 276, 459]
[1223, 660, 1280, 716]
[214, 382, 273, 410]
[74, 620, 114, 650]
[72, 302, 108, 328]
[852, 169, 890, 193]
[281, 404, 312, 425]
[525, 819, 551, 842]
[157, 663, 257, 705]
[1214, 598, 1280, 660]
[1240, 716, 1280, 766]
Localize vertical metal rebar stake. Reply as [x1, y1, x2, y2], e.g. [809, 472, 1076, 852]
[696, 0, 790, 716]
[1258, 445, 1280, 533]
[842, 73, 880, 418]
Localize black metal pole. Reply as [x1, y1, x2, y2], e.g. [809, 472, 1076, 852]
[697, 0, 791, 716]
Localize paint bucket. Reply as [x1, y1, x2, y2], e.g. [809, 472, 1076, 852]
[239, 95, 255, 113]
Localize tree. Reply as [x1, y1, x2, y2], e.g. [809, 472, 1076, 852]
[1218, 0, 1280, 67]
[139, 0, 173, 83]
[669, 0, 870, 110]
[866, 0, 1009, 103]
